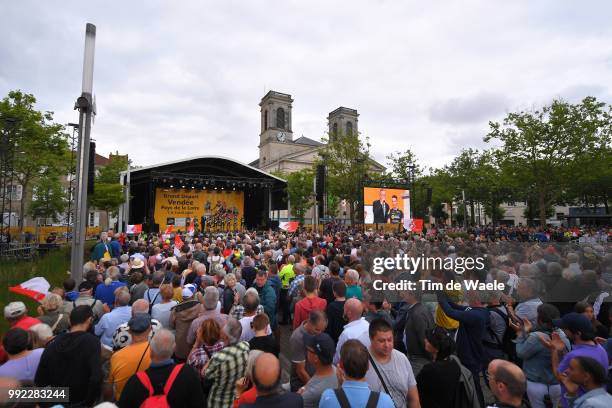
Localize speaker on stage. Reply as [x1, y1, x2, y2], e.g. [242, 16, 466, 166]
[153, 223, 159, 233]
[268, 220, 279, 230]
[426, 187, 433, 205]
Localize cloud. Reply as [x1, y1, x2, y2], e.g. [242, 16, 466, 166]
[428, 92, 511, 125]
[0, 0, 611, 172]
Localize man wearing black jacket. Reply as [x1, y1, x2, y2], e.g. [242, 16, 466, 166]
[35, 305, 103, 407]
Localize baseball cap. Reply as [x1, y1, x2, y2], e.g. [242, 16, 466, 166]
[553, 312, 594, 335]
[78, 281, 94, 292]
[128, 314, 152, 334]
[4, 302, 26, 319]
[305, 333, 335, 365]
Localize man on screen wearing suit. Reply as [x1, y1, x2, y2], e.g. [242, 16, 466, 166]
[372, 189, 391, 223]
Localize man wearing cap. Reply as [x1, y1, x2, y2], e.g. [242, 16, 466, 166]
[108, 314, 152, 400]
[299, 333, 338, 408]
[111, 299, 162, 351]
[4, 301, 41, 330]
[540, 312, 609, 408]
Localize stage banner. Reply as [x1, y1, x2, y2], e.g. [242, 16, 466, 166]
[154, 188, 244, 230]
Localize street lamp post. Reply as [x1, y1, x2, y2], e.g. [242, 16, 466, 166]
[70, 23, 96, 283]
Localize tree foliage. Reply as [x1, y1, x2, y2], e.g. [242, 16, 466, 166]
[89, 154, 128, 227]
[28, 171, 67, 222]
[320, 130, 370, 224]
[0, 90, 69, 230]
[276, 169, 314, 225]
[486, 97, 612, 224]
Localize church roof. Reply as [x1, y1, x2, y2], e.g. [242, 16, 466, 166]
[292, 136, 324, 147]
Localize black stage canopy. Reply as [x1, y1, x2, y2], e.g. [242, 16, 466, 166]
[121, 156, 287, 231]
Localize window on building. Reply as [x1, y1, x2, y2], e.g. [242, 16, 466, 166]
[89, 212, 95, 227]
[346, 121, 353, 135]
[263, 110, 268, 130]
[3, 184, 23, 201]
[276, 108, 285, 129]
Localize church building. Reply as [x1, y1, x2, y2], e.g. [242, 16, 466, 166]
[249, 91, 385, 174]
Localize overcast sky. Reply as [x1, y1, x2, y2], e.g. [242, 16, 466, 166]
[1, 1, 611, 171]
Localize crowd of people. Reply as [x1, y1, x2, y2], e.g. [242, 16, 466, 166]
[0, 224, 611, 408]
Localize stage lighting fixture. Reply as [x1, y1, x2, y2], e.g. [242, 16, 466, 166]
[214, 187, 218, 190]
[170, 184, 174, 188]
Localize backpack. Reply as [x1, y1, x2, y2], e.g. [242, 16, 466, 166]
[484, 306, 517, 363]
[136, 363, 184, 408]
[450, 355, 479, 408]
[334, 388, 380, 408]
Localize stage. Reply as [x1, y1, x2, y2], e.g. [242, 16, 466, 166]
[119, 156, 287, 232]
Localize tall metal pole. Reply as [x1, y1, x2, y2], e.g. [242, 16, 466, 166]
[70, 23, 96, 283]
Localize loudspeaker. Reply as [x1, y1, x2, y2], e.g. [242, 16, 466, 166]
[268, 220, 279, 230]
[316, 164, 326, 218]
[153, 223, 160, 233]
[87, 142, 96, 195]
[426, 187, 432, 205]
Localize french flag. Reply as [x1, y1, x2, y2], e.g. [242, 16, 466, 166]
[9, 277, 51, 302]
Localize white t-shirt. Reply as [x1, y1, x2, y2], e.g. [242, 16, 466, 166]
[239, 314, 271, 341]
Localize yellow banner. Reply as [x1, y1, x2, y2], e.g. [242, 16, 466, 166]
[154, 188, 244, 229]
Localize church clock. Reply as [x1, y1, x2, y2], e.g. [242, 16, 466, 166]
[276, 131, 286, 142]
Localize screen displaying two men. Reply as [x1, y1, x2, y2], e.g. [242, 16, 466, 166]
[363, 187, 410, 226]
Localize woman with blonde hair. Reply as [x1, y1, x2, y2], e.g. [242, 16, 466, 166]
[151, 284, 178, 329]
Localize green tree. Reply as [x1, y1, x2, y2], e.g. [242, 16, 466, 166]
[0, 90, 69, 230]
[386, 149, 423, 181]
[28, 171, 67, 223]
[486, 97, 611, 225]
[320, 130, 370, 224]
[283, 169, 314, 225]
[89, 154, 128, 228]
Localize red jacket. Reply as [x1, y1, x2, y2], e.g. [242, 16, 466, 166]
[293, 296, 327, 329]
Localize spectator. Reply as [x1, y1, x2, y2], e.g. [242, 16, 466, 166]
[108, 314, 153, 400]
[129, 271, 148, 304]
[483, 290, 510, 364]
[299, 333, 338, 408]
[254, 269, 277, 330]
[63, 277, 79, 303]
[344, 269, 363, 300]
[511, 303, 570, 408]
[278, 255, 296, 324]
[95, 266, 127, 308]
[294, 275, 327, 329]
[319, 339, 394, 408]
[143, 271, 165, 307]
[320, 261, 342, 305]
[233, 349, 263, 407]
[4, 301, 41, 330]
[241, 256, 257, 288]
[249, 313, 279, 356]
[118, 328, 205, 408]
[91, 231, 111, 261]
[416, 327, 463, 408]
[487, 359, 529, 408]
[204, 318, 250, 408]
[437, 289, 489, 407]
[290, 310, 328, 392]
[267, 263, 282, 305]
[37, 293, 70, 335]
[171, 284, 205, 361]
[365, 318, 420, 408]
[560, 356, 612, 407]
[187, 318, 225, 379]
[239, 352, 304, 407]
[401, 288, 434, 376]
[95, 288, 132, 348]
[35, 305, 102, 407]
[0, 327, 43, 381]
[65, 281, 107, 321]
[29, 323, 55, 348]
[151, 284, 178, 329]
[223, 273, 240, 314]
[512, 277, 543, 327]
[334, 298, 370, 365]
[325, 279, 347, 344]
[187, 286, 228, 347]
[541, 312, 609, 408]
[112, 299, 162, 351]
